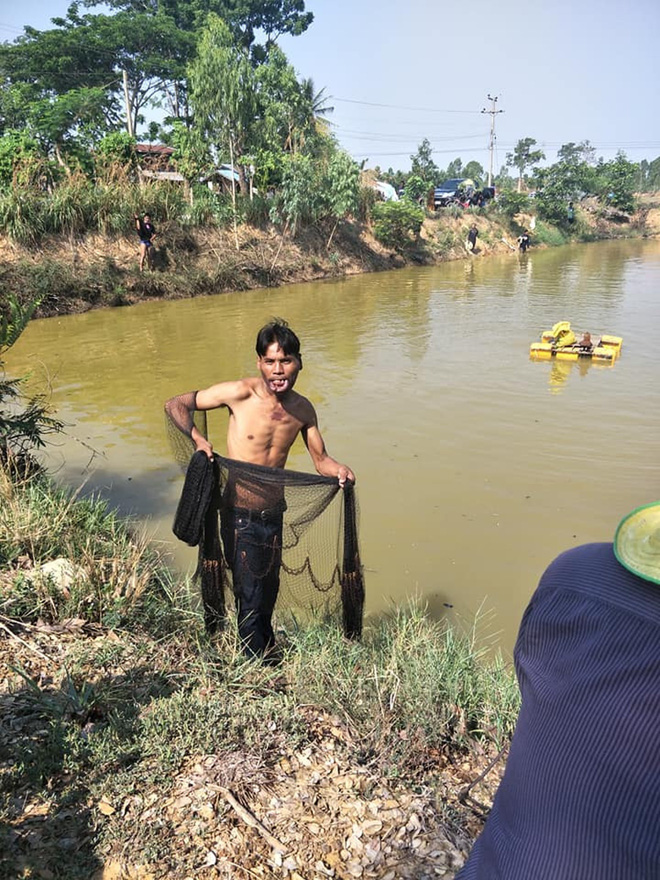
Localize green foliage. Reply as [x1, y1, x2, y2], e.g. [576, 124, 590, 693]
[557, 140, 596, 165]
[270, 153, 320, 235]
[534, 185, 572, 225]
[0, 470, 176, 629]
[94, 132, 137, 177]
[403, 174, 428, 203]
[463, 161, 485, 185]
[494, 190, 530, 218]
[532, 221, 568, 247]
[249, 147, 285, 191]
[434, 227, 457, 256]
[506, 137, 545, 190]
[372, 200, 424, 251]
[0, 131, 48, 189]
[323, 151, 360, 220]
[380, 167, 407, 192]
[494, 164, 515, 190]
[0, 189, 45, 245]
[639, 157, 660, 192]
[410, 138, 439, 186]
[357, 184, 377, 223]
[600, 152, 637, 212]
[444, 157, 463, 179]
[95, 0, 314, 52]
[170, 121, 210, 183]
[0, 294, 63, 455]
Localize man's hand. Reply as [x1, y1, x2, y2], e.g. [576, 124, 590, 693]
[337, 465, 355, 488]
[195, 436, 214, 460]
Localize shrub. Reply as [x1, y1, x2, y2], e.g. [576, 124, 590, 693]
[356, 185, 377, 224]
[372, 200, 424, 251]
[495, 190, 530, 218]
[0, 294, 63, 456]
[532, 221, 567, 247]
[0, 189, 45, 245]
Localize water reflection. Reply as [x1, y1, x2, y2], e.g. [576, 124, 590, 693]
[6, 238, 660, 652]
[531, 355, 615, 394]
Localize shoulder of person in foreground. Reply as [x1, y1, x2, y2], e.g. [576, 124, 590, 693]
[165, 379, 251, 445]
[192, 378, 254, 410]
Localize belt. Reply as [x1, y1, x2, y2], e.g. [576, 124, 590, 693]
[229, 505, 285, 523]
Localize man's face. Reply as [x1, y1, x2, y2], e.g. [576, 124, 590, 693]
[258, 342, 301, 395]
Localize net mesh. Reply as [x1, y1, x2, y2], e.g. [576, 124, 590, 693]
[166, 405, 364, 639]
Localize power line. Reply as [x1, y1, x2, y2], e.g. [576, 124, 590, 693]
[334, 96, 482, 114]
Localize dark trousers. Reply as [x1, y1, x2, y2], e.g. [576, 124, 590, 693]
[220, 507, 283, 657]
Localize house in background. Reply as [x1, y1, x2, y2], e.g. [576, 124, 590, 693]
[135, 143, 185, 185]
[360, 169, 399, 202]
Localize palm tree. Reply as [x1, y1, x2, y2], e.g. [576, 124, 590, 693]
[285, 78, 334, 153]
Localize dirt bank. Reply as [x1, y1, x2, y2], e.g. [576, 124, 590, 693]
[0, 201, 654, 319]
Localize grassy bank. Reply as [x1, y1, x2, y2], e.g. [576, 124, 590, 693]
[0, 461, 519, 879]
[1, 193, 656, 320]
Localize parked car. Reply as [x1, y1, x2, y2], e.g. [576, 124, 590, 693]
[433, 178, 475, 209]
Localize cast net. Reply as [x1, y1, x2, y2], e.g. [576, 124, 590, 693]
[165, 402, 364, 640]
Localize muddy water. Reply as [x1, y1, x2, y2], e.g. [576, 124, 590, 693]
[6, 238, 660, 652]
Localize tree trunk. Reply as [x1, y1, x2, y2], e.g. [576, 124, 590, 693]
[54, 144, 72, 177]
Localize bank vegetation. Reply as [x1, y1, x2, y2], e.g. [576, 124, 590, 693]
[2, 1, 659, 319]
[0, 292, 523, 878]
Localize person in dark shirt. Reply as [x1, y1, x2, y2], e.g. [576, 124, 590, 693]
[467, 224, 479, 252]
[517, 231, 530, 253]
[134, 212, 157, 272]
[455, 502, 660, 880]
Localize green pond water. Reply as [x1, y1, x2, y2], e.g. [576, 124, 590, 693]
[6, 237, 660, 652]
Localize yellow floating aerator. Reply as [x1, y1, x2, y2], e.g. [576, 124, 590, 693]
[530, 321, 623, 362]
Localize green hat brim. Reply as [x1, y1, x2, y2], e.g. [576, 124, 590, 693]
[614, 502, 660, 585]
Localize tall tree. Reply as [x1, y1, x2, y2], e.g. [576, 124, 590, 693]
[188, 14, 258, 243]
[189, 15, 258, 174]
[1, 0, 313, 145]
[444, 157, 463, 179]
[600, 151, 637, 212]
[506, 138, 545, 192]
[557, 140, 597, 166]
[83, 0, 314, 53]
[0, 5, 193, 140]
[463, 160, 485, 184]
[410, 138, 439, 184]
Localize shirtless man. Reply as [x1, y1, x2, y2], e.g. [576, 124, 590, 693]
[165, 319, 354, 658]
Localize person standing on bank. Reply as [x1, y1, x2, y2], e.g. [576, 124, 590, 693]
[467, 224, 479, 252]
[165, 319, 355, 659]
[134, 212, 157, 272]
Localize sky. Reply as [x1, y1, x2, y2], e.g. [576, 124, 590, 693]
[1, 0, 659, 174]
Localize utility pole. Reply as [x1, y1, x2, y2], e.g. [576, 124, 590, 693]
[122, 69, 134, 137]
[481, 94, 503, 187]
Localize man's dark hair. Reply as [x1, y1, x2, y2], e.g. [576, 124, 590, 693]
[255, 318, 301, 358]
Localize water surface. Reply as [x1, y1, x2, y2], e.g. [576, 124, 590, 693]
[7, 238, 660, 651]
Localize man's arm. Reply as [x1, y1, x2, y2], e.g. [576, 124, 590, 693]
[164, 380, 249, 460]
[302, 412, 355, 487]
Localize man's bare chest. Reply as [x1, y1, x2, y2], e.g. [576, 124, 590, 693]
[229, 398, 304, 442]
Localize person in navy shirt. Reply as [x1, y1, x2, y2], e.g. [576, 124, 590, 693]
[456, 503, 660, 880]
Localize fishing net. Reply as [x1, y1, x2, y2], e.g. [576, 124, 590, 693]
[166, 402, 364, 640]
